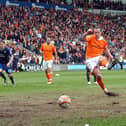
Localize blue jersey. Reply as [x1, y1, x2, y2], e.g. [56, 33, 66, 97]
[0, 47, 11, 64]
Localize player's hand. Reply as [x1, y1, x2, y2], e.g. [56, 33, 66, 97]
[54, 59, 58, 64]
[87, 29, 94, 34]
[7, 63, 10, 67]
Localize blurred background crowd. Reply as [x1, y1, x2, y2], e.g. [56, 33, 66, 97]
[10, 0, 126, 10]
[0, 0, 126, 71]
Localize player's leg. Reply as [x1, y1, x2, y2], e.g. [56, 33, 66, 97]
[43, 60, 53, 84]
[8, 74, 15, 85]
[47, 67, 53, 84]
[43, 61, 49, 82]
[119, 62, 123, 69]
[86, 67, 91, 84]
[86, 57, 107, 92]
[45, 69, 48, 80]
[99, 56, 109, 67]
[121, 62, 123, 69]
[108, 59, 118, 70]
[0, 63, 7, 85]
[93, 67, 118, 96]
[87, 56, 118, 96]
[44, 68, 53, 84]
[46, 60, 53, 84]
[99, 56, 119, 70]
[5, 65, 15, 85]
[0, 71, 7, 85]
[93, 75, 97, 84]
[93, 67, 106, 90]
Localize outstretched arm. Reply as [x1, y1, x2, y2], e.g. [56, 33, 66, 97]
[53, 47, 58, 63]
[104, 47, 113, 60]
[7, 55, 14, 67]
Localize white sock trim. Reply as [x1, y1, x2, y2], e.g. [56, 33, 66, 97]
[104, 88, 109, 93]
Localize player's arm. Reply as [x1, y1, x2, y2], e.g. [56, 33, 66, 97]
[7, 55, 14, 67]
[54, 52, 57, 61]
[40, 49, 42, 54]
[53, 46, 58, 63]
[54, 48, 57, 61]
[82, 29, 94, 41]
[39, 44, 43, 54]
[6, 48, 14, 67]
[104, 47, 113, 60]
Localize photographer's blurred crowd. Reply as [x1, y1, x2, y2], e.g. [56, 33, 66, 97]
[0, 0, 126, 71]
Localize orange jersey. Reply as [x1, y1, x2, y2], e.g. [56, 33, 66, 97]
[40, 43, 56, 61]
[85, 35, 107, 59]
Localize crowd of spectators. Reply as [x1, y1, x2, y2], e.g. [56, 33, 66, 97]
[0, 5, 126, 67]
[90, 0, 126, 10]
[10, 0, 126, 10]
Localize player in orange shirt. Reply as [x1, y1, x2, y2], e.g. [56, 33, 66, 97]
[83, 27, 118, 96]
[40, 37, 57, 84]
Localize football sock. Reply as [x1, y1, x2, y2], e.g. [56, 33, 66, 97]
[0, 72, 6, 81]
[86, 71, 90, 82]
[48, 72, 52, 82]
[96, 75, 105, 90]
[9, 76, 15, 84]
[94, 75, 96, 82]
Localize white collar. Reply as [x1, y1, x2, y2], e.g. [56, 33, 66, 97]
[98, 36, 104, 40]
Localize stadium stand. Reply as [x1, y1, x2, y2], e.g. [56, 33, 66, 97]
[0, 0, 126, 68]
[9, 0, 126, 10]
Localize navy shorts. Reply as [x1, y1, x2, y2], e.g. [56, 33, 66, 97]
[0, 63, 12, 74]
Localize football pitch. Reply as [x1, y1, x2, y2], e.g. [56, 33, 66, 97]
[0, 70, 126, 126]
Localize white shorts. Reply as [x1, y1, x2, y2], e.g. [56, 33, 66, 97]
[86, 56, 101, 72]
[43, 60, 53, 70]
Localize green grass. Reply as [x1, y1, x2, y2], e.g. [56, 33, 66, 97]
[33, 117, 126, 126]
[0, 70, 126, 126]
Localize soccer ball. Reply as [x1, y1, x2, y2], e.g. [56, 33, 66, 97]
[57, 95, 71, 108]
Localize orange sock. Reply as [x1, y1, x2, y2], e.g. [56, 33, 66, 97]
[96, 76, 105, 90]
[48, 72, 53, 82]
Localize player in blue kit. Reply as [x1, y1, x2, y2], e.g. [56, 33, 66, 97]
[0, 40, 15, 85]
